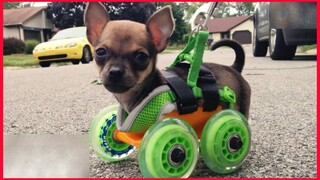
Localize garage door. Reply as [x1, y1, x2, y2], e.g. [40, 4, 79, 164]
[232, 30, 252, 44]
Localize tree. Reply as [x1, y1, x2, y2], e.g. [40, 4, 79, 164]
[4, 2, 20, 9]
[156, 2, 190, 45]
[101, 2, 156, 24]
[47, 3, 86, 29]
[46, 2, 190, 44]
[4, 2, 32, 9]
[47, 2, 156, 29]
[230, 2, 255, 16]
[216, 2, 232, 18]
[182, 2, 205, 21]
[216, 2, 254, 17]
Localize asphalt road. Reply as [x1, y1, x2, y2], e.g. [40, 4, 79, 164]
[4, 46, 317, 178]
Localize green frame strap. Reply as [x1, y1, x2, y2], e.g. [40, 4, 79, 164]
[168, 31, 209, 98]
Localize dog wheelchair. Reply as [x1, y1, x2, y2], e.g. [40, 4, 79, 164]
[89, 2, 251, 178]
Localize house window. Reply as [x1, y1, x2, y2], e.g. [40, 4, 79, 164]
[24, 30, 41, 42]
[221, 32, 230, 39]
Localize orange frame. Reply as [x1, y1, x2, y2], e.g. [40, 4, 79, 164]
[115, 106, 222, 148]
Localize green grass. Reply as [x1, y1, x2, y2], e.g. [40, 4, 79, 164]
[299, 44, 317, 53]
[162, 49, 179, 54]
[3, 54, 70, 68]
[166, 44, 186, 50]
[3, 54, 38, 67]
[163, 44, 199, 54]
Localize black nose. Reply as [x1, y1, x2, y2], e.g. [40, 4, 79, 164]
[108, 67, 123, 79]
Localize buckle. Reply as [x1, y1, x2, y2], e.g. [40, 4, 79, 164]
[176, 98, 198, 115]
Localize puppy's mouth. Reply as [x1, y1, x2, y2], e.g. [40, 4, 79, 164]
[102, 78, 135, 93]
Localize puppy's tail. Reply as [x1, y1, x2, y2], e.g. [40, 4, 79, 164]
[210, 39, 245, 73]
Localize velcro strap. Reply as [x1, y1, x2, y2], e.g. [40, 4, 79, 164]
[163, 71, 198, 114]
[201, 83, 220, 111]
[197, 65, 220, 111]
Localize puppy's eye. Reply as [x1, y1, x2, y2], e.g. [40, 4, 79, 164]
[95, 48, 107, 58]
[133, 52, 149, 65]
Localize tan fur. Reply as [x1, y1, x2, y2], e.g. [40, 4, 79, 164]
[95, 21, 149, 53]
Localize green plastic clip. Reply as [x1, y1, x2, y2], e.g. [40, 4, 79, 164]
[192, 86, 203, 98]
[219, 86, 236, 109]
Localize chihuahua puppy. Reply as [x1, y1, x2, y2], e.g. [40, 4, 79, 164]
[84, 3, 251, 118]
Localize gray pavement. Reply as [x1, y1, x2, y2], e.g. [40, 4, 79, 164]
[4, 45, 317, 177]
[4, 134, 89, 178]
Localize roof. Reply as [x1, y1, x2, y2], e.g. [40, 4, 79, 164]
[206, 15, 252, 33]
[4, 6, 47, 26]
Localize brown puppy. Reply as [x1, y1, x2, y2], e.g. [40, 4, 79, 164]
[84, 3, 251, 118]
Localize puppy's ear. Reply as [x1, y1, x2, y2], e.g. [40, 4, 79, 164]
[84, 2, 109, 45]
[146, 6, 175, 52]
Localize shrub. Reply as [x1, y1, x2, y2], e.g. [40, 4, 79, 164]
[25, 39, 40, 54]
[4, 37, 25, 55]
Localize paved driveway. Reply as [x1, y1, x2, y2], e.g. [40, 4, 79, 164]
[4, 46, 317, 178]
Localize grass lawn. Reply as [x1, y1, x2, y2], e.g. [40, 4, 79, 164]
[298, 44, 317, 53]
[4, 54, 38, 67]
[3, 54, 70, 68]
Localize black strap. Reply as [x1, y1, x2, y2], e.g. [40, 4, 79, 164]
[197, 65, 220, 111]
[163, 71, 198, 114]
[163, 63, 220, 113]
[200, 80, 220, 111]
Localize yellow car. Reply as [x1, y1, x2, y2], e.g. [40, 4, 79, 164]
[33, 26, 94, 67]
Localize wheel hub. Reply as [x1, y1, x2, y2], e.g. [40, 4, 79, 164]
[228, 135, 243, 153]
[270, 28, 276, 53]
[168, 145, 186, 166]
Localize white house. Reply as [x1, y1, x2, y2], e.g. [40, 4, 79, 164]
[207, 15, 253, 44]
[4, 6, 54, 42]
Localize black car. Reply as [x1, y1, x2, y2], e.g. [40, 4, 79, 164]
[252, 2, 316, 60]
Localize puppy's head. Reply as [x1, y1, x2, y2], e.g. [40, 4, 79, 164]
[84, 3, 175, 93]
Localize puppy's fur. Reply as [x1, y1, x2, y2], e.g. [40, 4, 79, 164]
[84, 3, 251, 118]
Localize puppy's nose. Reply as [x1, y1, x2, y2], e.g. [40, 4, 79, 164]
[108, 67, 123, 79]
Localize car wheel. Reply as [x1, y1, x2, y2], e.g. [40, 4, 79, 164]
[81, 46, 92, 64]
[71, 60, 80, 65]
[269, 28, 297, 60]
[252, 25, 268, 57]
[39, 62, 50, 67]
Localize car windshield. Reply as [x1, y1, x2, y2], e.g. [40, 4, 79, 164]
[50, 27, 86, 41]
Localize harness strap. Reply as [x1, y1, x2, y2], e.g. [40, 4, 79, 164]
[165, 63, 220, 112]
[162, 70, 198, 114]
[197, 65, 220, 111]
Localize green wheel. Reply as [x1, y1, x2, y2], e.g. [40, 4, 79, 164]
[200, 110, 251, 174]
[138, 118, 199, 178]
[90, 105, 134, 162]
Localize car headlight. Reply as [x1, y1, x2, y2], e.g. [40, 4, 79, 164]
[33, 47, 42, 52]
[65, 42, 77, 48]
